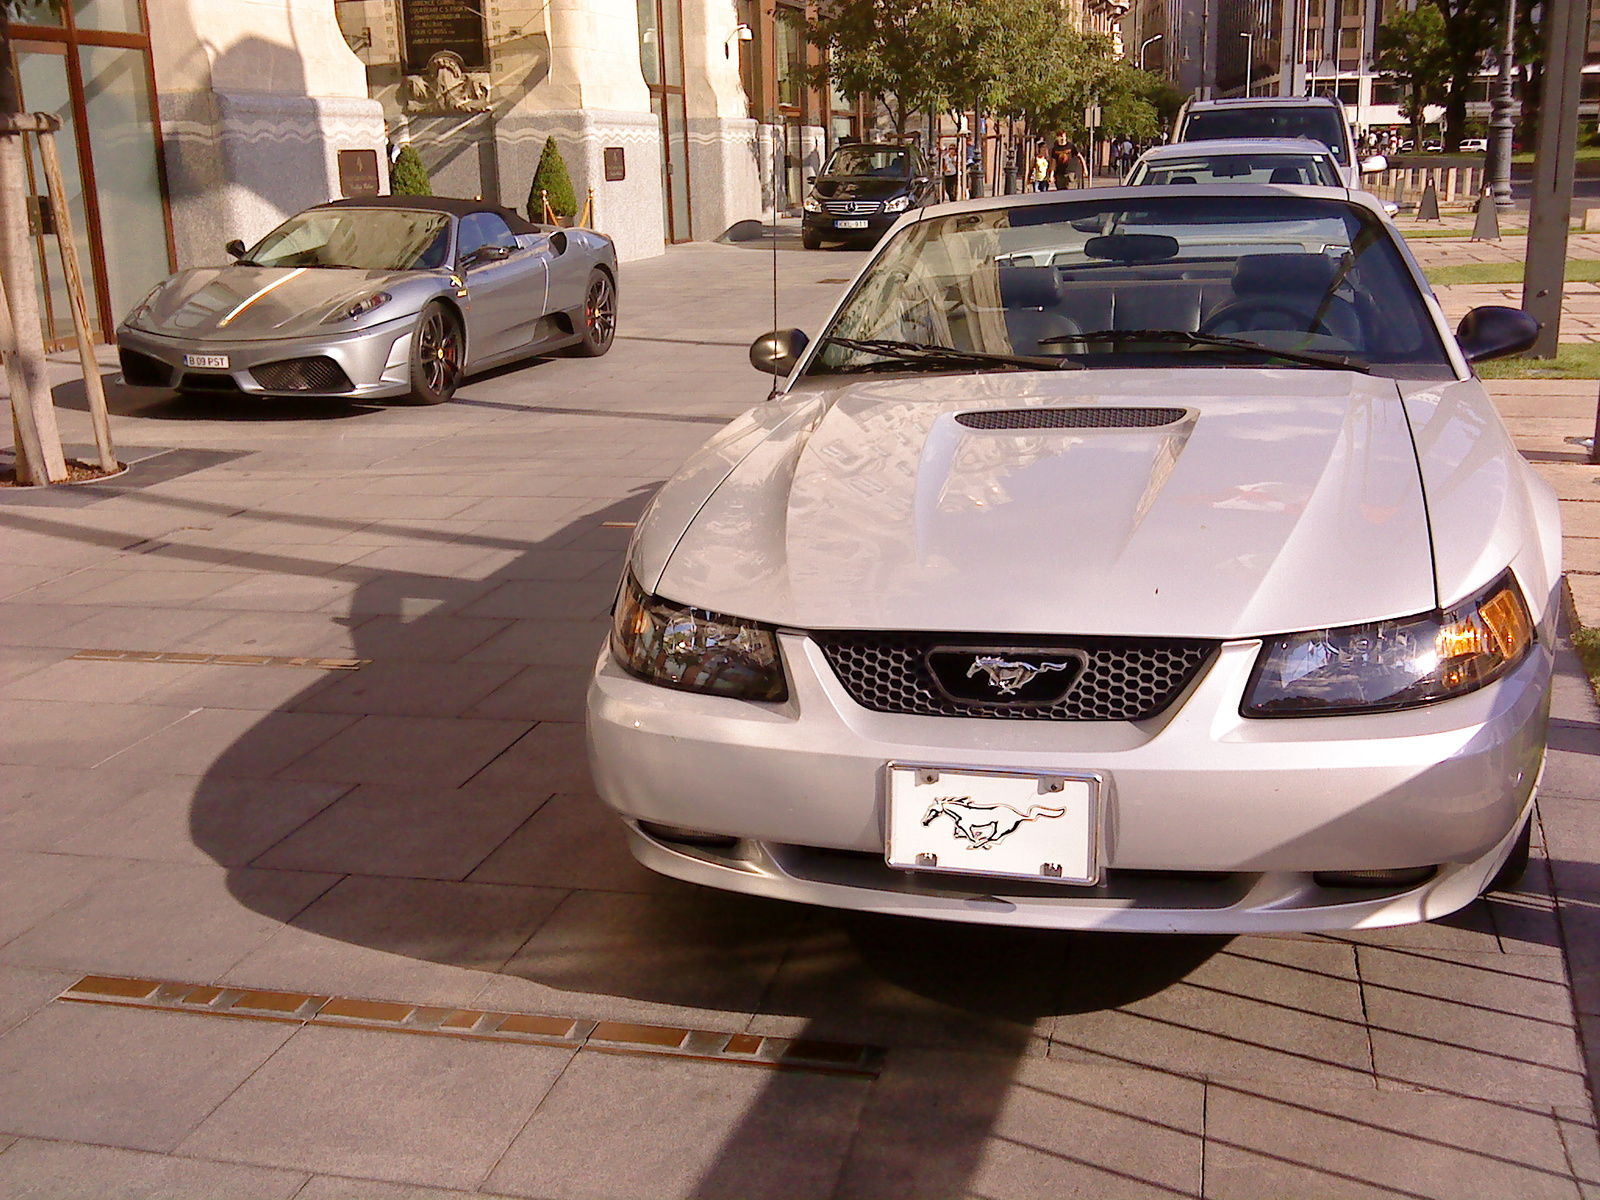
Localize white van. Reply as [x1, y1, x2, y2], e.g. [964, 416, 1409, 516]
[1173, 96, 1387, 188]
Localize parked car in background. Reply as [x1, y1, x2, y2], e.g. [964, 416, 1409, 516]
[1126, 139, 1343, 188]
[589, 183, 1553, 934]
[118, 197, 618, 406]
[1461, 138, 1489, 154]
[1173, 95, 1386, 188]
[1424, 140, 1445, 153]
[801, 142, 942, 250]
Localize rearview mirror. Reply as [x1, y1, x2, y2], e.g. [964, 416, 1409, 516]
[1456, 305, 1539, 363]
[224, 239, 247, 260]
[750, 328, 809, 376]
[1360, 155, 1388, 174]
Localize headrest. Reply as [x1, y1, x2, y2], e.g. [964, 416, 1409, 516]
[1168, 175, 1197, 185]
[998, 265, 1060, 309]
[1232, 253, 1339, 296]
[1268, 166, 1302, 184]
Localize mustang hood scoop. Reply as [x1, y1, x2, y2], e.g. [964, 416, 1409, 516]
[654, 371, 1436, 640]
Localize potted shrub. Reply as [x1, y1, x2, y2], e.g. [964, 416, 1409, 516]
[528, 136, 577, 225]
[391, 144, 433, 196]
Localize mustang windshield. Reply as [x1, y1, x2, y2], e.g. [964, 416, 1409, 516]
[811, 195, 1452, 380]
[246, 209, 452, 271]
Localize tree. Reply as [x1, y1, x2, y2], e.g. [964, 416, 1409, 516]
[528, 136, 577, 220]
[1428, 0, 1498, 153]
[1376, 4, 1449, 147]
[390, 144, 432, 196]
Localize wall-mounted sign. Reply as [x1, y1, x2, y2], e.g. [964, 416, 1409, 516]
[338, 149, 381, 198]
[400, 0, 487, 74]
[604, 147, 626, 182]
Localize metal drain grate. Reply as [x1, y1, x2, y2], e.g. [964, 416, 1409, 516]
[72, 649, 367, 670]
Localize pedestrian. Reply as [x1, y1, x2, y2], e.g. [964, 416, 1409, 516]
[1051, 132, 1073, 189]
[1032, 141, 1052, 191]
[940, 140, 959, 201]
[1060, 141, 1087, 189]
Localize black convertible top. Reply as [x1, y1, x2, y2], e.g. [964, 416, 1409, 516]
[314, 195, 542, 235]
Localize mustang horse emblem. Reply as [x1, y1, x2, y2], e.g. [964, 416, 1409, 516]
[921, 796, 1069, 849]
[966, 656, 1074, 695]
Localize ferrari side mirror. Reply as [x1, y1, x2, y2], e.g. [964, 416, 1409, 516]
[549, 230, 568, 256]
[750, 328, 809, 376]
[224, 239, 247, 260]
[1457, 305, 1540, 363]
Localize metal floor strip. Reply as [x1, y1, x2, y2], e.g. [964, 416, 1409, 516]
[57, 975, 884, 1077]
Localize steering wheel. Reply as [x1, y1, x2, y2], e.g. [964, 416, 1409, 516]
[1200, 296, 1356, 341]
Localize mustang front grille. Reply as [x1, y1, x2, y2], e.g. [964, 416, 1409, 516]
[813, 632, 1217, 721]
[251, 356, 353, 394]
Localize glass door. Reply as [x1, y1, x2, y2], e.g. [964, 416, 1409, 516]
[639, 0, 692, 242]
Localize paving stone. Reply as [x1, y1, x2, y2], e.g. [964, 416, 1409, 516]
[178, 1025, 571, 1189]
[0, 851, 130, 948]
[0, 765, 164, 852]
[1050, 937, 1373, 1086]
[1359, 946, 1589, 1104]
[290, 661, 523, 719]
[0, 965, 77, 1036]
[276, 714, 533, 788]
[0, 1138, 307, 1199]
[460, 618, 612, 667]
[467, 791, 671, 893]
[296, 1176, 516, 1200]
[336, 615, 509, 663]
[225, 875, 565, 1007]
[0, 698, 199, 769]
[0, 862, 340, 979]
[487, 1049, 869, 1200]
[106, 709, 360, 778]
[252, 782, 546, 879]
[1204, 1079, 1581, 1199]
[0, 1003, 295, 1152]
[460, 720, 592, 794]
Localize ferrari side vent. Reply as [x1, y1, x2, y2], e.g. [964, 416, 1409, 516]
[118, 348, 171, 388]
[956, 407, 1188, 430]
[251, 356, 353, 394]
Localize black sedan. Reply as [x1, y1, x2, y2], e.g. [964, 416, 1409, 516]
[801, 143, 942, 249]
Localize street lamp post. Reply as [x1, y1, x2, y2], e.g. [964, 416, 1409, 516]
[1486, 0, 1516, 209]
[1139, 34, 1163, 72]
[1240, 32, 1253, 96]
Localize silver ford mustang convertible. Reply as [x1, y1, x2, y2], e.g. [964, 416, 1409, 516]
[587, 185, 1558, 933]
[117, 196, 617, 405]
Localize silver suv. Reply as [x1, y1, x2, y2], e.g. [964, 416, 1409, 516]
[1173, 96, 1386, 188]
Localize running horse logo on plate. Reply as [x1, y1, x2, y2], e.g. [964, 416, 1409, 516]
[921, 796, 1069, 849]
[967, 656, 1075, 695]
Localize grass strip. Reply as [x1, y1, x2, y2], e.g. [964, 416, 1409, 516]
[1426, 259, 1600, 287]
[1476, 343, 1600, 380]
[1571, 626, 1600, 698]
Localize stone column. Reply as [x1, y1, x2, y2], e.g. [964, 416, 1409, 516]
[495, 0, 665, 261]
[681, 0, 761, 241]
[150, 0, 387, 268]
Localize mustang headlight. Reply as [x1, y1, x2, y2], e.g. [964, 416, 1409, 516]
[323, 291, 393, 324]
[884, 194, 913, 213]
[611, 574, 787, 701]
[802, 194, 822, 213]
[1243, 573, 1533, 717]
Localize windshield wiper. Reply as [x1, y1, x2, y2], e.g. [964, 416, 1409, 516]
[820, 336, 1083, 373]
[1036, 329, 1370, 373]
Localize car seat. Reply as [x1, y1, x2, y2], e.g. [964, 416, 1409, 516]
[998, 266, 1082, 356]
[1268, 166, 1303, 184]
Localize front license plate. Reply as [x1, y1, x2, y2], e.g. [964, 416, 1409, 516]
[885, 763, 1099, 885]
[183, 353, 230, 369]
[834, 219, 870, 229]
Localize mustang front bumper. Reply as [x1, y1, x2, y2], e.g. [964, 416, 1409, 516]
[116, 315, 420, 400]
[586, 634, 1552, 933]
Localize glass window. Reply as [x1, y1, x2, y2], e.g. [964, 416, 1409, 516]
[79, 45, 168, 326]
[812, 195, 1451, 379]
[10, 0, 64, 26]
[658, 0, 682, 87]
[637, 0, 661, 87]
[249, 209, 452, 271]
[457, 211, 515, 257]
[1184, 107, 1351, 163]
[776, 9, 802, 107]
[17, 44, 94, 342]
[823, 145, 909, 177]
[73, 0, 143, 32]
[1129, 153, 1342, 187]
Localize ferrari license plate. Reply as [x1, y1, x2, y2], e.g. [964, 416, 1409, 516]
[834, 219, 869, 229]
[183, 353, 230, 369]
[885, 764, 1098, 885]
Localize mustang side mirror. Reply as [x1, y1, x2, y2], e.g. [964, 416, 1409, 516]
[1360, 155, 1388, 174]
[224, 239, 247, 260]
[1456, 305, 1540, 363]
[750, 328, 809, 376]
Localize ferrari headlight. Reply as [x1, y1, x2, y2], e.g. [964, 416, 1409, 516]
[323, 291, 393, 324]
[884, 194, 912, 213]
[611, 574, 787, 701]
[1243, 573, 1533, 717]
[802, 194, 822, 213]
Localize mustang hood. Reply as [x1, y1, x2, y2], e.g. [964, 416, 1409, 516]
[653, 370, 1437, 639]
[130, 266, 414, 341]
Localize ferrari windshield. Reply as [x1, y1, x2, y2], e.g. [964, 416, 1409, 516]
[1183, 108, 1350, 163]
[811, 195, 1452, 380]
[824, 145, 910, 177]
[246, 209, 452, 271]
[1127, 152, 1341, 187]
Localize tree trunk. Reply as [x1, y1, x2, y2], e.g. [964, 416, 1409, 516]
[0, 16, 68, 484]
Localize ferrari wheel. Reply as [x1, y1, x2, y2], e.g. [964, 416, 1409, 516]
[570, 268, 616, 357]
[404, 301, 463, 404]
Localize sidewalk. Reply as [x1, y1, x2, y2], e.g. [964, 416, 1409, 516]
[0, 241, 1597, 1197]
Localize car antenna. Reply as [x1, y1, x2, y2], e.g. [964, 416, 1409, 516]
[769, 112, 781, 400]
